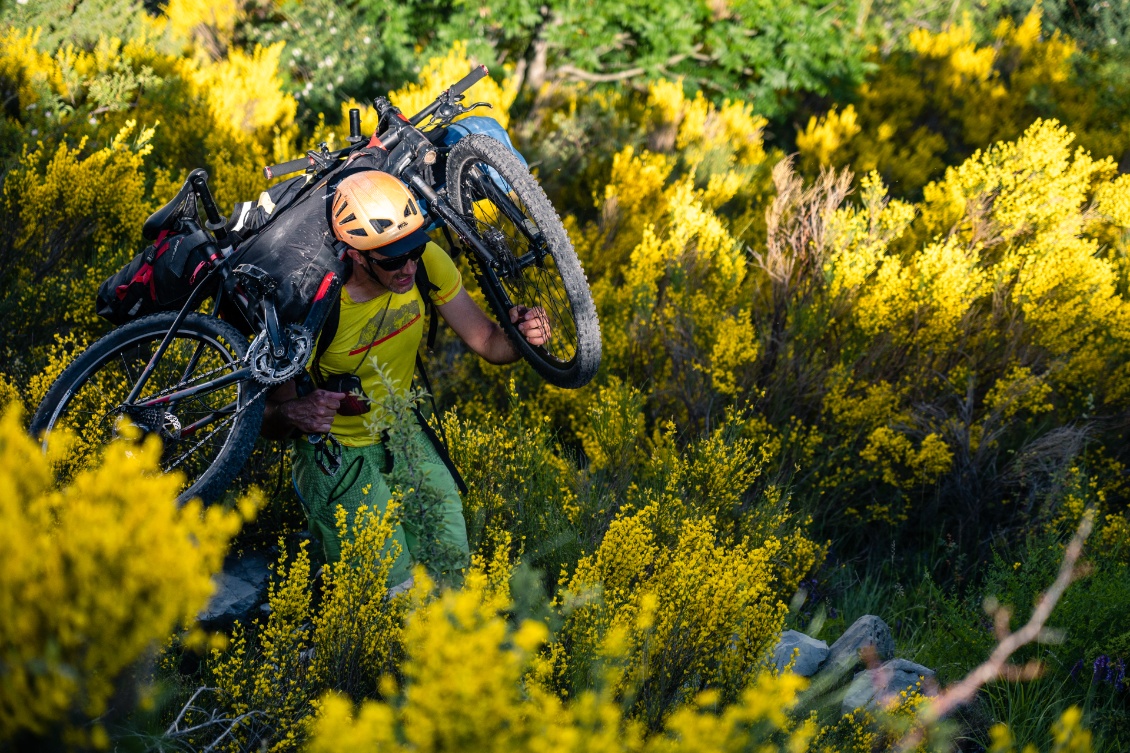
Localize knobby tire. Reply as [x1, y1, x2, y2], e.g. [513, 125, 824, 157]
[445, 134, 601, 389]
[29, 313, 265, 505]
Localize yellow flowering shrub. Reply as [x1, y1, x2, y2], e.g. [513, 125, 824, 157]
[578, 142, 755, 426]
[745, 117, 1130, 536]
[208, 502, 404, 751]
[795, 9, 1113, 195]
[443, 400, 580, 573]
[306, 558, 639, 753]
[307, 547, 830, 753]
[1, 121, 155, 351]
[187, 43, 296, 142]
[0, 27, 61, 116]
[572, 378, 647, 475]
[0, 403, 243, 747]
[160, 0, 240, 51]
[553, 500, 820, 727]
[390, 41, 518, 129]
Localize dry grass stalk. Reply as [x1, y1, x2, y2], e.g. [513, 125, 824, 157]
[755, 157, 853, 292]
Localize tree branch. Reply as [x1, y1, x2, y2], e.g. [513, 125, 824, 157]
[554, 64, 647, 83]
[554, 48, 700, 84]
[899, 510, 1095, 750]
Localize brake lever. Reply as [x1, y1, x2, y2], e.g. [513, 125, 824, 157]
[427, 99, 494, 130]
[462, 101, 492, 115]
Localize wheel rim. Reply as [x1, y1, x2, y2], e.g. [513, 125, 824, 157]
[40, 329, 251, 497]
[463, 163, 581, 370]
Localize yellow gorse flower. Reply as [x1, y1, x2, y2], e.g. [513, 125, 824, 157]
[0, 404, 242, 746]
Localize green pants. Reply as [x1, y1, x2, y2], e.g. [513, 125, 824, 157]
[292, 423, 469, 586]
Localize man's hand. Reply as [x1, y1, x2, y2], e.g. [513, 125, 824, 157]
[510, 305, 551, 346]
[279, 389, 346, 434]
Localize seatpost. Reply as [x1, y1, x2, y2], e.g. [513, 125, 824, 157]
[189, 169, 235, 258]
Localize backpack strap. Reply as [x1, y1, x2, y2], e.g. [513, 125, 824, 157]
[311, 292, 341, 386]
[412, 250, 460, 459]
[414, 255, 441, 350]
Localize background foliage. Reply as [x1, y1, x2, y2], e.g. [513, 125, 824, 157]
[2, 0, 1130, 750]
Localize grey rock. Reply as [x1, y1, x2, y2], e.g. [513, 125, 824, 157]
[198, 549, 273, 628]
[828, 615, 895, 670]
[841, 659, 937, 714]
[772, 630, 830, 677]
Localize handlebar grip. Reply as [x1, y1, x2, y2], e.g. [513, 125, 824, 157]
[263, 156, 310, 180]
[348, 108, 362, 144]
[450, 65, 488, 96]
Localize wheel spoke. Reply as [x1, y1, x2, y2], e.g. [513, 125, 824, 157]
[34, 314, 262, 502]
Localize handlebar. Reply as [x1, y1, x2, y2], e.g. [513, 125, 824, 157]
[259, 64, 489, 180]
[264, 156, 311, 179]
[410, 64, 488, 126]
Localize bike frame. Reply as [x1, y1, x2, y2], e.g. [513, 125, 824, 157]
[117, 171, 342, 434]
[112, 64, 516, 443]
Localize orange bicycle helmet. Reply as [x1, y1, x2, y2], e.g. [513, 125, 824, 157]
[331, 171, 429, 255]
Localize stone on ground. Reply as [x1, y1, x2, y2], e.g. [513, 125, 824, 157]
[772, 629, 830, 676]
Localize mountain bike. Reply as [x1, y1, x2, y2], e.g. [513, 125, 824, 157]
[29, 66, 601, 504]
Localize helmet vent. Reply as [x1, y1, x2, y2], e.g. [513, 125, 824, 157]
[347, 228, 368, 237]
[371, 218, 394, 233]
[335, 200, 349, 218]
[341, 213, 356, 224]
[404, 200, 418, 217]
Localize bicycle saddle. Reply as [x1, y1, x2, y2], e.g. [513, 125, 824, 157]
[142, 169, 205, 240]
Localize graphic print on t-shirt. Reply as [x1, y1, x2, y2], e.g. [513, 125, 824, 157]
[349, 299, 421, 356]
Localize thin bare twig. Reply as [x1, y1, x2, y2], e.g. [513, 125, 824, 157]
[165, 686, 215, 735]
[898, 510, 1095, 750]
[201, 710, 265, 752]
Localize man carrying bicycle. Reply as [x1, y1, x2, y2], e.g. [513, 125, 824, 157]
[261, 170, 549, 590]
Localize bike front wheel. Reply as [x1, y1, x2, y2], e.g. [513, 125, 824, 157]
[29, 313, 265, 505]
[445, 133, 601, 389]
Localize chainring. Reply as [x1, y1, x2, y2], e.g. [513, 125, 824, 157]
[249, 324, 314, 385]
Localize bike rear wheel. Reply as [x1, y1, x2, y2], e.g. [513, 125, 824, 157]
[29, 313, 265, 505]
[445, 134, 601, 389]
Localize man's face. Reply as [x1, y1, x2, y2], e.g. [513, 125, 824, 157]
[349, 247, 417, 294]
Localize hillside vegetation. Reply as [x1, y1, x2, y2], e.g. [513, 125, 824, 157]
[1, 0, 1129, 750]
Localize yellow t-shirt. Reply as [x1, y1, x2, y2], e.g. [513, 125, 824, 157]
[315, 242, 462, 446]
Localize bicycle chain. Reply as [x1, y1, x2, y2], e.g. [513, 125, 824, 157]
[163, 382, 270, 473]
[140, 358, 244, 402]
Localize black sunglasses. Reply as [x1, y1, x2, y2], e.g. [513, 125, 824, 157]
[366, 243, 426, 272]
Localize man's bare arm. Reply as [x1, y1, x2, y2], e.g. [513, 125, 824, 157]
[437, 289, 550, 364]
[261, 380, 346, 439]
